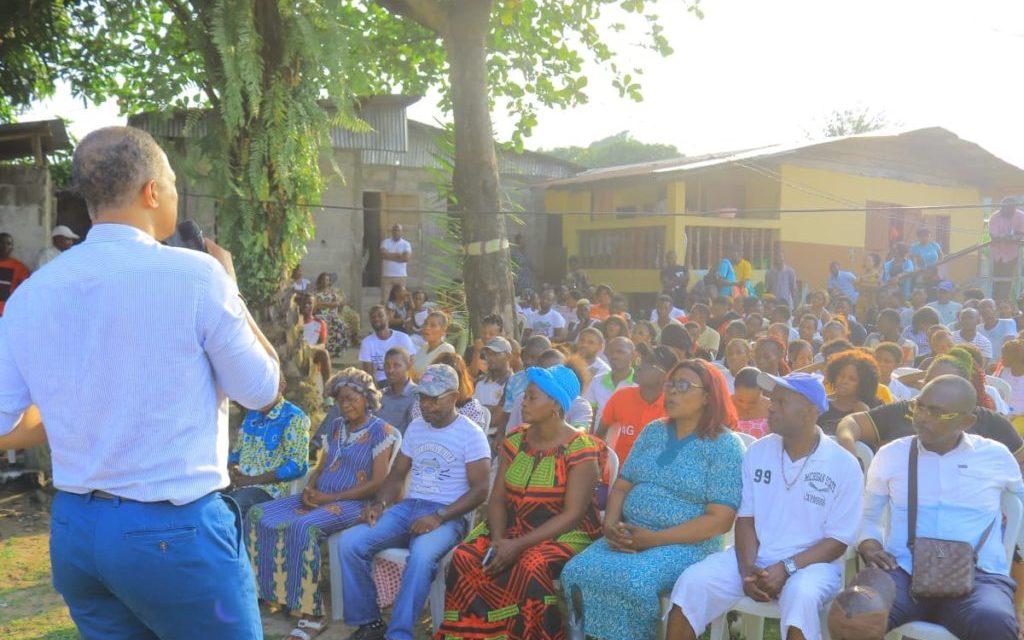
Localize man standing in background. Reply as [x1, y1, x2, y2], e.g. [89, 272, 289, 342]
[989, 197, 1024, 302]
[380, 223, 412, 303]
[35, 225, 80, 270]
[0, 232, 29, 316]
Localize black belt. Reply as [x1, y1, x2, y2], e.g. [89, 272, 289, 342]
[90, 490, 136, 501]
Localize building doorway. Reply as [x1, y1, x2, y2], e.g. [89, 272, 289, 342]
[362, 192, 383, 287]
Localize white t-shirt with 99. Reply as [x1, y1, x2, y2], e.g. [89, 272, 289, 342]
[738, 429, 864, 566]
[401, 414, 491, 505]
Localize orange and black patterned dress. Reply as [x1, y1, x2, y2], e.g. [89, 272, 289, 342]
[435, 426, 605, 640]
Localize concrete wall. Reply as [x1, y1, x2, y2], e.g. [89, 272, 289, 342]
[0, 165, 53, 267]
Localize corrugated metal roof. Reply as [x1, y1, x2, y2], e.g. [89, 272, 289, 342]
[542, 127, 1024, 191]
[0, 119, 71, 161]
[130, 96, 579, 180]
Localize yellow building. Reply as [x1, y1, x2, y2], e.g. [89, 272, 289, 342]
[542, 127, 1024, 302]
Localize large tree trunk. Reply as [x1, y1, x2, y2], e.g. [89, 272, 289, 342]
[445, 1, 516, 337]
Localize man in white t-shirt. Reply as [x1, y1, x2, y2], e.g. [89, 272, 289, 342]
[524, 288, 567, 342]
[576, 328, 610, 392]
[668, 372, 864, 640]
[926, 281, 962, 326]
[474, 337, 513, 436]
[979, 298, 1017, 366]
[359, 304, 416, 384]
[380, 223, 412, 302]
[337, 364, 491, 640]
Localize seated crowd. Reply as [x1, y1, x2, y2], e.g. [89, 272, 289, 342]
[228, 254, 1024, 640]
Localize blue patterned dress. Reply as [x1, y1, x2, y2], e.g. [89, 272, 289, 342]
[559, 420, 744, 640]
[245, 415, 398, 617]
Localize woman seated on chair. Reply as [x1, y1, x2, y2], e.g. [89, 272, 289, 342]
[246, 368, 398, 640]
[435, 364, 605, 640]
[558, 359, 745, 640]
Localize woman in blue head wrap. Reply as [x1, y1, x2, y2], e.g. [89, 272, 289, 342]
[435, 364, 607, 640]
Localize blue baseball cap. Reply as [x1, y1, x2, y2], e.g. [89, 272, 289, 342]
[757, 371, 829, 416]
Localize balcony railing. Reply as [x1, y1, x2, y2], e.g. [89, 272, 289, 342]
[578, 227, 666, 269]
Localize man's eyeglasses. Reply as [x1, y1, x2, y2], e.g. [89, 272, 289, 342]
[663, 380, 704, 394]
[908, 399, 966, 422]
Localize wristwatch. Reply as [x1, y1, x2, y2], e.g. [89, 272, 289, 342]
[434, 506, 449, 521]
[782, 557, 798, 576]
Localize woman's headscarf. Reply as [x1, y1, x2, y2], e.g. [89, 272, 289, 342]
[931, 347, 994, 410]
[526, 364, 581, 415]
[326, 367, 382, 413]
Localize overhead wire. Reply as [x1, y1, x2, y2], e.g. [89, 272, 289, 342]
[181, 190, 1000, 235]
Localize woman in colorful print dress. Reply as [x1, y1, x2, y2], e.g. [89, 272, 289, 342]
[559, 359, 745, 640]
[246, 369, 398, 640]
[314, 272, 349, 357]
[436, 364, 604, 640]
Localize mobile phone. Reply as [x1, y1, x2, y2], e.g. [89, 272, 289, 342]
[482, 547, 497, 566]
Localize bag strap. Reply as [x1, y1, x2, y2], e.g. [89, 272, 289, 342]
[908, 437, 918, 548]
[909, 436, 997, 555]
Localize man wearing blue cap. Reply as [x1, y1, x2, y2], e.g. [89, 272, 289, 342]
[666, 372, 864, 640]
[337, 364, 491, 640]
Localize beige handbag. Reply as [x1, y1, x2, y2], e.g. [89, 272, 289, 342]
[907, 438, 995, 599]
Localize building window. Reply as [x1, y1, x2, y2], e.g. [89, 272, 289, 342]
[577, 227, 666, 269]
[685, 226, 779, 271]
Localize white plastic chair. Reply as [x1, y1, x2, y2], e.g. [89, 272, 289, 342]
[734, 431, 757, 451]
[986, 375, 1012, 406]
[853, 441, 874, 473]
[884, 491, 1023, 640]
[327, 429, 403, 622]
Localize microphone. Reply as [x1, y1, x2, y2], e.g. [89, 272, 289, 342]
[163, 220, 207, 253]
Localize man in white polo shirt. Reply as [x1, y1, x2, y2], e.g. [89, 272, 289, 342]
[667, 372, 863, 640]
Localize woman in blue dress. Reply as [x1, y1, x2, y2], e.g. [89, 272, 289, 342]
[560, 359, 745, 640]
[246, 368, 398, 640]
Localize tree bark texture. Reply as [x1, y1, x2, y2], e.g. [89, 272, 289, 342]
[444, 0, 516, 338]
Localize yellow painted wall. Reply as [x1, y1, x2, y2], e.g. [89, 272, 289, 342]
[548, 181, 686, 293]
[778, 163, 984, 253]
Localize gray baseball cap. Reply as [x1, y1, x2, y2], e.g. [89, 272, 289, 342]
[482, 336, 512, 354]
[415, 364, 459, 397]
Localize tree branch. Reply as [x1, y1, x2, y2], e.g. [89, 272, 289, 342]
[374, 0, 449, 37]
[164, 0, 221, 109]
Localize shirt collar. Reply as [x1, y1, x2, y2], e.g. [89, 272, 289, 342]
[915, 432, 974, 455]
[601, 369, 635, 390]
[85, 223, 160, 246]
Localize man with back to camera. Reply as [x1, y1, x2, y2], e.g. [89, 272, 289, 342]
[0, 126, 281, 637]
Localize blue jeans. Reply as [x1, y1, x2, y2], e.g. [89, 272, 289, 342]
[887, 567, 1019, 639]
[50, 490, 262, 639]
[225, 486, 272, 518]
[337, 498, 467, 640]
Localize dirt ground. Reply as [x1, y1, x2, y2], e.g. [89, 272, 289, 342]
[0, 481, 433, 640]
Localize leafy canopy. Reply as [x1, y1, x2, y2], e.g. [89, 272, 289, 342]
[544, 130, 681, 168]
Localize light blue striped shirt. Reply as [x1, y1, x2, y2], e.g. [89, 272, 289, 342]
[0, 224, 280, 504]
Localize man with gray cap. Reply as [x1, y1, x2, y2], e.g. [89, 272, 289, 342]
[34, 224, 80, 269]
[474, 336, 513, 431]
[990, 197, 1024, 301]
[337, 363, 491, 640]
[666, 372, 863, 640]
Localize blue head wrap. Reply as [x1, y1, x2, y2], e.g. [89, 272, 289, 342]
[526, 364, 580, 414]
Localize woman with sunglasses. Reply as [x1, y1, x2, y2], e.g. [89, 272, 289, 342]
[559, 359, 745, 640]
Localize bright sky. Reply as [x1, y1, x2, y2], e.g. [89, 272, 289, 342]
[24, 0, 1024, 167]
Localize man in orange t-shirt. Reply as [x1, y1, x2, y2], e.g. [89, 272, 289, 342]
[597, 343, 678, 464]
[0, 233, 30, 316]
